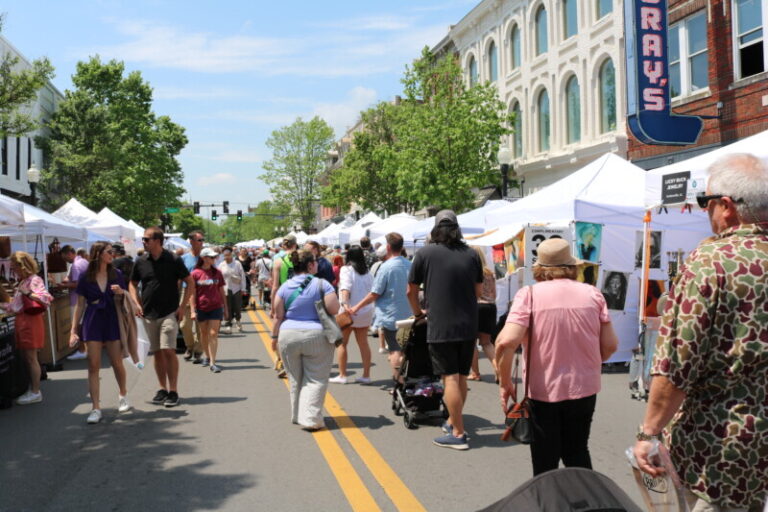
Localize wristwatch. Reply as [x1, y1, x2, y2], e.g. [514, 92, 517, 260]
[636, 430, 661, 442]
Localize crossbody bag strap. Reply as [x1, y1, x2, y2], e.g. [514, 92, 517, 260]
[285, 275, 313, 310]
[523, 286, 534, 401]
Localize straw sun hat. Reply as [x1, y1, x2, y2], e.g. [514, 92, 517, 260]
[533, 238, 581, 267]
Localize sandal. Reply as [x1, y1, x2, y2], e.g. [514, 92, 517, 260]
[468, 374, 482, 381]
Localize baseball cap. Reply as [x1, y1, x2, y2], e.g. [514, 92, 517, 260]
[434, 210, 458, 226]
[283, 234, 297, 246]
[200, 247, 219, 258]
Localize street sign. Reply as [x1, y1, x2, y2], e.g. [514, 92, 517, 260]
[164, 207, 180, 213]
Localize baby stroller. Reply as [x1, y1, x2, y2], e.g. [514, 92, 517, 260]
[391, 319, 448, 429]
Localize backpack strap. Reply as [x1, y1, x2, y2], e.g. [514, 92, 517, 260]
[285, 275, 313, 310]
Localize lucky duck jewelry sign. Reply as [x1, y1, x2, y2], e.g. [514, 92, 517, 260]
[625, 0, 703, 145]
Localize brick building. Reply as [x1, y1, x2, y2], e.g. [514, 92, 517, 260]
[628, 0, 767, 168]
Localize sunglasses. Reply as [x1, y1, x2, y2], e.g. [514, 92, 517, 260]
[695, 194, 744, 209]
[192, 238, 205, 242]
[105, 249, 115, 255]
[142, 236, 163, 242]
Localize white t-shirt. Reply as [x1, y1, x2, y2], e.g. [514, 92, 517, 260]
[339, 265, 374, 327]
[218, 259, 247, 293]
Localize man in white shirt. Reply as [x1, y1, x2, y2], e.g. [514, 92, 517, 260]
[218, 247, 247, 334]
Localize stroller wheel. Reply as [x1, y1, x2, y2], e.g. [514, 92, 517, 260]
[392, 398, 403, 416]
[403, 411, 416, 429]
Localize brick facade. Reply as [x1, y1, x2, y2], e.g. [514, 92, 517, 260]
[628, 0, 768, 168]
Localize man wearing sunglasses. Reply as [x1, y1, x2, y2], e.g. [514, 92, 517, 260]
[634, 153, 768, 511]
[180, 230, 205, 363]
[130, 227, 195, 408]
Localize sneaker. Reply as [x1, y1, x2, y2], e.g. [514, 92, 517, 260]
[183, 351, 193, 361]
[329, 375, 348, 384]
[15, 390, 42, 405]
[87, 409, 102, 424]
[164, 391, 180, 408]
[192, 355, 203, 364]
[441, 421, 452, 434]
[222, 325, 232, 335]
[151, 389, 169, 405]
[378, 347, 388, 354]
[201, 358, 210, 367]
[67, 351, 87, 361]
[433, 433, 469, 451]
[356, 377, 371, 385]
[210, 364, 222, 373]
[118, 396, 131, 413]
[236, 321, 243, 333]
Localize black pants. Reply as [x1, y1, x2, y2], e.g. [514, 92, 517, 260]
[529, 394, 596, 476]
[225, 290, 242, 325]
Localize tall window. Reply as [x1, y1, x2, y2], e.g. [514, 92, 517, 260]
[512, 102, 523, 158]
[597, 0, 612, 19]
[511, 25, 521, 70]
[599, 59, 617, 133]
[566, 76, 581, 143]
[538, 90, 550, 152]
[488, 41, 498, 82]
[536, 6, 549, 55]
[733, 0, 765, 79]
[1, 137, 6, 175]
[469, 56, 478, 87]
[668, 12, 709, 98]
[564, 0, 578, 39]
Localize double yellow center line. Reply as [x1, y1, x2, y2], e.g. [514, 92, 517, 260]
[248, 308, 426, 512]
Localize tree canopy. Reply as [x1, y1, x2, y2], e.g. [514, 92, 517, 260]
[36, 57, 187, 226]
[261, 117, 335, 231]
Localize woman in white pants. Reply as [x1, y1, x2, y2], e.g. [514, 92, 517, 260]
[271, 250, 340, 431]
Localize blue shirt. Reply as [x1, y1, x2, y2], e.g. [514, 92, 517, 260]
[278, 275, 335, 331]
[371, 256, 412, 331]
[181, 252, 199, 288]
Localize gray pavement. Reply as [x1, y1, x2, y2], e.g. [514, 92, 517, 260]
[0, 311, 647, 511]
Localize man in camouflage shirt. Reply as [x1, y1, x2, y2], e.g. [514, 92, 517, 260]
[634, 153, 767, 511]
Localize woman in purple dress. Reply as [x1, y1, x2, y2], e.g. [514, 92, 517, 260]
[69, 242, 131, 424]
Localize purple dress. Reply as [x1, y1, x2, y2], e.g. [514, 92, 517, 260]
[76, 270, 127, 342]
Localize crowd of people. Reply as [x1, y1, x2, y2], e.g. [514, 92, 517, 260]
[1, 153, 766, 510]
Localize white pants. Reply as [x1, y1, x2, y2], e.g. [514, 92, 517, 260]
[278, 329, 334, 429]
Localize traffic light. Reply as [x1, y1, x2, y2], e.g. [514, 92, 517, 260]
[211, 210, 218, 221]
[193, 201, 200, 214]
[236, 210, 243, 222]
[223, 201, 229, 214]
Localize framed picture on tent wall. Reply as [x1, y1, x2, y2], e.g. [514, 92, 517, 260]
[641, 279, 667, 318]
[601, 271, 630, 311]
[634, 230, 662, 269]
[575, 222, 602, 263]
[577, 262, 600, 286]
[503, 230, 525, 274]
[525, 225, 572, 266]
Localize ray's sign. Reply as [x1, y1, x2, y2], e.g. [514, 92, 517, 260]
[625, 0, 703, 145]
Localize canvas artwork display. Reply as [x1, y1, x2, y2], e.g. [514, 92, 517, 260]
[634, 230, 662, 269]
[602, 271, 630, 311]
[575, 222, 602, 263]
[577, 262, 600, 286]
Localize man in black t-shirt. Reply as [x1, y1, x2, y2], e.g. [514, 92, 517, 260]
[408, 210, 483, 451]
[130, 227, 194, 408]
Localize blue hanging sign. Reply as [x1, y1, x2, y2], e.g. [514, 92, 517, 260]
[625, 0, 703, 145]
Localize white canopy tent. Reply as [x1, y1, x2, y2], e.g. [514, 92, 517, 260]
[338, 212, 382, 246]
[53, 198, 133, 246]
[311, 218, 356, 247]
[365, 213, 420, 242]
[236, 239, 266, 249]
[0, 194, 88, 243]
[644, 129, 768, 207]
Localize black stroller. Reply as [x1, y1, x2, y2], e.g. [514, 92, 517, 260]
[391, 319, 448, 429]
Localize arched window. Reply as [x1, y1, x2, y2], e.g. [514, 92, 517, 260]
[597, 0, 613, 19]
[566, 76, 581, 143]
[599, 59, 616, 133]
[511, 25, 521, 69]
[488, 41, 498, 82]
[468, 56, 478, 87]
[564, 0, 578, 39]
[512, 102, 523, 158]
[536, 6, 548, 55]
[537, 89, 550, 152]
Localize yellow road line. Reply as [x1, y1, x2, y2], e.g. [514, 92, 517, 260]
[246, 309, 380, 512]
[251, 308, 426, 512]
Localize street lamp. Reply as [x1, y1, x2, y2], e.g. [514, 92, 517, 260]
[27, 163, 41, 206]
[497, 146, 513, 199]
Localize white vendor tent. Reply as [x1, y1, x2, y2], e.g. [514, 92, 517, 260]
[366, 213, 420, 242]
[338, 212, 382, 245]
[53, 198, 137, 249]
[0, 196, 25, 231]
[0, 194, 88, 243]
[644, 129, 768, 207]
[236, 239, 266, 249]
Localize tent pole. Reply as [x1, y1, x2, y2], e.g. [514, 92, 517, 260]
[41, 233, 63, 372]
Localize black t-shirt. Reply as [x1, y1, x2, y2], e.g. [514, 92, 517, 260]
[130, 249, 190, 319]
[408, 243, 483, 343]
[113, 255, 134, 279]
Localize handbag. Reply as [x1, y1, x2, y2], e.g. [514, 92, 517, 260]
[22, 294, 46, 315]
[501, 287, 534, 444]
[335, 310, 353, 331]
[314, 278, 343, 346]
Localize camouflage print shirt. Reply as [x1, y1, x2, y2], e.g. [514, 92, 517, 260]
[652, 223, 768, 508]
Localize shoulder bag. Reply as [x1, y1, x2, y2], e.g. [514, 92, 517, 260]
[21, 277, 47, 315]
[314, 278, 344, 346]
[501, 286, 534, 444]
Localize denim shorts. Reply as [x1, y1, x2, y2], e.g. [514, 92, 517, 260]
[196, 308, 224, 322]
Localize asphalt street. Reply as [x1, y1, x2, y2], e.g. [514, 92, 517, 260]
[1, 309, 647, 511]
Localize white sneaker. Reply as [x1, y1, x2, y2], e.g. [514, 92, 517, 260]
[222, 325, 231, 335]
[87, 409, 102, 424]
[378, 347, 388, 354]
[329, 375, 348, 384]
[67, 351, 87, 360]
[15, 390, 42, 405]
[118, 396, 131, 413]
[236, 321, 243, 333]
[356, 377, 371, 385]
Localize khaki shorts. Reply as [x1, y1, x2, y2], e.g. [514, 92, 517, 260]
[143, 313, 179, 352]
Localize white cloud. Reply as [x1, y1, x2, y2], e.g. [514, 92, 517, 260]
[209, 150, 263, 164]
[153, 86, 244, 100]
[312, 86, 378, 137]
[197, 172, 238, 186]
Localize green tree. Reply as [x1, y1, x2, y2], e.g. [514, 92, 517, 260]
[261, 117, 335, 231]
[0, 15, 56, 137]
[170, 208, 205, 239]
[36, 57, 187, 225]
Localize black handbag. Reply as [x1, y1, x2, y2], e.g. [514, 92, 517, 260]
[501, 287, 534, 444]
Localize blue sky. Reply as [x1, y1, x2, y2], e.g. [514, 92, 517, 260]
[2, 0, 477, 217]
